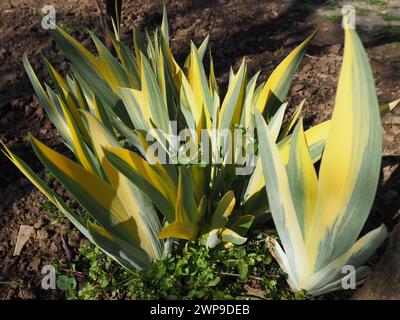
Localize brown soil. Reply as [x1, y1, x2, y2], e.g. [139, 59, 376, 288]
[0, 0, 399, 299]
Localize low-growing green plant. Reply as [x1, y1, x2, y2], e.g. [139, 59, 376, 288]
[356, 0, 388, 5]
[391, 41, 400, 48]
[324, 14, 342, 23]
[42, 200, 64, 223]
[44, 169, 56, 184]
[381, 12, 400, 21]
[71, 240, 295, 300]
[58, 20, 94, 39]
[356, 7, 370, 15]
[57, 275, 77, 299]
[372, 25, 400, 39]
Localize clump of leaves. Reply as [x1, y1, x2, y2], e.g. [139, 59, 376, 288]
[381, 12, 400, 21]
[360, 0, 388, 5]
[70, 239, 299, 300]
[57, 275, 77, 299]
[58, 20, 94, 39]
[324, 14, 342, 23]
[42, 200, 64, 223]
[372, 25, 400, 40]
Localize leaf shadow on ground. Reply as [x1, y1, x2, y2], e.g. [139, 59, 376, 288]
[365, 156, 400, 234]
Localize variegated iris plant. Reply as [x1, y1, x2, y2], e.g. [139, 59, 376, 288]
[254, 17, 393, 295]
[1, 8, 318, 271]
[1, 7, 397, 296]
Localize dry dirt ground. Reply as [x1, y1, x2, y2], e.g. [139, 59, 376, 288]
[0, 0, 399, 299]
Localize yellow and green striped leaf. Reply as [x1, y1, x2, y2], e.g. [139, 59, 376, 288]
[210, 191, 236, 229]
[103, 147, 177, 222]
[306, 21, 383, 270]
[255, 110, 309, 285]
[287, 120, 318, 237]
[255, 29, 318, 117]
[29, 136, 137, 244]
[81, 111, 164, 259]
[88, 222, 151, 271]
[158, 167, 199, 240]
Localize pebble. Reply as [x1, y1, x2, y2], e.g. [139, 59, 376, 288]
[326, 44, 341, 55]
[302, 64, 312, 72]
[18, 288, 35, 300]
[36, 229, 49, 241]
[27, 257, 41, 272]
[391, 116, 400, 124]
[384, 135, 394, 143]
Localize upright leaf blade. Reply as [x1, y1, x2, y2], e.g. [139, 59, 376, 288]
[287, 120, 318, 238]
[255, 110, 309, 285]
[306, 21, 383, 270]
[256, 29, 318, 116]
